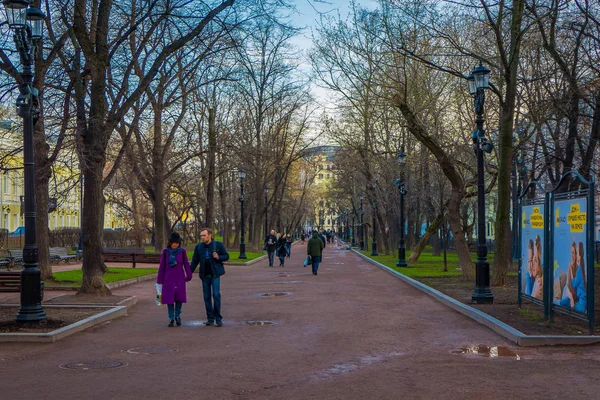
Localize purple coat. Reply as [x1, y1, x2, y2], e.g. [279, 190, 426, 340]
[157, 248, 193, 304]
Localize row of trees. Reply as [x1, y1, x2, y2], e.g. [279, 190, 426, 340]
[0, 0, 324, 294]
[315, 0, 600, 285]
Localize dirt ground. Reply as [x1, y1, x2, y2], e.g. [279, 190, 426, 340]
[0, 307, 102, 333]
[417, 275, 599, 335]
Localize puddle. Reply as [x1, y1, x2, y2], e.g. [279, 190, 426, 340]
[125, 347, 177, 355]
[183, 320, 209, 327]
[243, 320, 277, 326]
[452, 345, 520, 360]
[59, 360, 129, 370]
[258, 292, 291, 297]
[315, 352, 404, 380]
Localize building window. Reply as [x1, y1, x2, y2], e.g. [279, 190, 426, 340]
[318, 174, 323, 179]
[318, 165, 323, 170]
[326, 174, 330, 178]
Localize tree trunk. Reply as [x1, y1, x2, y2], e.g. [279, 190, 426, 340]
[79, 157, 110, 296]
[34, 159, 52, 280]
[447, 189, 474, 280]
[492, 0, 524, 286]
[205, 107, 216, 231]
[408, 213, 443, 262]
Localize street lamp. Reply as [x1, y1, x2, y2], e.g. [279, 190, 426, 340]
[3, 0, 47, 322]
[238, 169, 247, 259]
[395, 147, 408, 267]
[468, 62, 494, 304]
[359, 193, 365, 250]
[264, 187, 269, 239]
[370, 183, 378, 256]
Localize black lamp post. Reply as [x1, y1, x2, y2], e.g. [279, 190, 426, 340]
[351, 211, 356, 247]
[3, 0, 47, 322]
[264, 187, 268, 238]
[395, 147, 408, 267]
[238, 169, 247, 259]
[370, 184, 378, 256]
[468, 63, 494, 304]
[359, 193, 365, 250]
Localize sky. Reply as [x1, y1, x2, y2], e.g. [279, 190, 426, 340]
[287, 0, 380, 106]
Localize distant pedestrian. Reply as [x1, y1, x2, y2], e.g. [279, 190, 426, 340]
[307, 231, 324, 276]
[265, 229, 277, 267]
[157, 232, 193, 327]
[319, 229, 327, 248]
[276, 234, 287, 267]
[190, 228, 229, 327]
[285, 234, 292, 258]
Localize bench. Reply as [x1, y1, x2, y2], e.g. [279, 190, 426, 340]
[0, 271, 44, 300]
[8, 249, 23, 269]
[103, 248, 161, 268]
[49, 247, 78, 263]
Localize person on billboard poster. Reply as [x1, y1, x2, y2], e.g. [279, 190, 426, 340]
[555, 241, 587, 313]
[530, 235, 544, 299]
[525, 238, 535, 296]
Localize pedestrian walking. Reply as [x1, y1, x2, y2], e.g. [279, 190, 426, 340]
[307, 231, 324, 275]
[319, 229, 327, 249]
[156, 232, 193, 327]
[265, 229, 277, 267]
[190, 228, 229, 327]
[285, 233, 292, 258]
[276, 234, 287, 267]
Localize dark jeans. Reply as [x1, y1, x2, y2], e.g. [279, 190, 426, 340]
[167, 302, 182, 320]
[277, 250, 285, 266]
[312, 256, 322, 272]
[268, 251, 275, 266]
[202, 276, 222, 322]
[285, 243, 291, 257]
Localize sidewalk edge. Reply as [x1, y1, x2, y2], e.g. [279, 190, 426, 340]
[352, 249, 600, 347]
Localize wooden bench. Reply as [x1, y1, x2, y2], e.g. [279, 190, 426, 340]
[0, 271, 44, 300]
[49, 247, 78, 263]
[103, 248, 162, 268]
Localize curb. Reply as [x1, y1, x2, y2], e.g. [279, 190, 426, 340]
[0, 305, 129, 343]
[227, 254, 268, 266]
[106, 273, 157, 290]
[352, 250, 600, 347]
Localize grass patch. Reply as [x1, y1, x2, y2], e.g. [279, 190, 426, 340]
[518, 308, 544, 324]
[48, 267, 157, 287]
[359, 249, 498, 278]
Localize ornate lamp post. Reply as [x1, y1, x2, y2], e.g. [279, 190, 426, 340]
[238, 169, 247, 259]
[395, 147, 408, 267]
[468, 63, 494, 304]
[264, 187, 269, 238]
[3, 0, 47, 322]
[359, 193, 365, 250]
[370, 183, 378, 256]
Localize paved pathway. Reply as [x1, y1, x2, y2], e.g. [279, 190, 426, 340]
[2, 243, 600, 399]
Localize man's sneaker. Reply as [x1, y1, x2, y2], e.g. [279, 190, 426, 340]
[175, 317, 181, 326]
[216, 320, 223, 327]
[168, 320, 175, 327]
[205, 320, 214, 326]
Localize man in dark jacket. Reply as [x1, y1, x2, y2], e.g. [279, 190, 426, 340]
[307, 231, 325, 275]
[319, 229, 327, 248]
[191, 228, 229, 327]
[264, 229, 277, 267]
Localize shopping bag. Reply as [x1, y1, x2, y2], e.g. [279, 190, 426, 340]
[303, 256, 312, 267]
[155, 283, 163, 306]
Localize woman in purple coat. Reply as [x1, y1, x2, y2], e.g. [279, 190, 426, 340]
[157, 232, 193, 327]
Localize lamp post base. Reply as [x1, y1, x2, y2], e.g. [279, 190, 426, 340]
[371, 242, 378, 256]
[396, 247, 407, 267]
[238, 243, 247, 259]
[471, 260, 493, 304]
[359, 241, 365, 251]
[16, 267, 46, 322]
